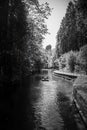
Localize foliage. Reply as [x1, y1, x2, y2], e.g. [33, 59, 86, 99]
[26, 1, 52, 71]
[67, 51, 77, 72]
[55, 0, 87, 57]
[0, 0, 29, 81]
[77, 45, 87, 74]
[75, 0, 87, 49]
[53, 53, 67, 70]
[52, 48, 58, 69]
[53, 50, 78, 73]
[53, 0, 87, 74]
[0, 0, 52, 83]
[56, 1, 77, 55]
[52, 59, 59, 69]
[58, 54, 67, 70]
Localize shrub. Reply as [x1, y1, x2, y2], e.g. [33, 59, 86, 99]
[53, 50, 78, 73]
[67, 51, 77, 73]
[78, 45, 87, 74]
[53, 59, 59, 69]
[59, 54, 67, 70]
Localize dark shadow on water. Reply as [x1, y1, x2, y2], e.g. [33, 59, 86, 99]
[0, 70, 80, 130]
[0, 77, 36, 130]
[57, 92, 78, 130]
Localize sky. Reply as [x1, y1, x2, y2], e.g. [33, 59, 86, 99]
[39, 0, 72, 49]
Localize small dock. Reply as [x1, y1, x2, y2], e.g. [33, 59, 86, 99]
[53, 70, 81, 80]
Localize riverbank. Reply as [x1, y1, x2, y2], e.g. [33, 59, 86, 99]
[73, 75, 87, 127]
[53, 70, 87, 127]
[0, 69, 87, 130]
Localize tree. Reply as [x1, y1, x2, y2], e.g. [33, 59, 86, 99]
[54, 0, 87, 60]
[0, 0, 29, 81]
[78, 45, 87, 74]
[67, 51, 77, 72]
[56, 1, 77, 55]
[26, 1, 52, 71]
[53, 0, 87, 74]
[75, 0, 87, 48]
[0, 0, 52, 84]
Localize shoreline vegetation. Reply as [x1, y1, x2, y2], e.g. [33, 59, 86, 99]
[0, 0, 87, 129]
[0, 0, 52, 88]
[53, 0, 87, 76]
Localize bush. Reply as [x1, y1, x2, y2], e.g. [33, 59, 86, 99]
[53, 50, 79, 73]
[78, 45, 87, 74]
[53, 59, 59, 69]
[67, 51, 77, 73]
[59, 54, 67, 70]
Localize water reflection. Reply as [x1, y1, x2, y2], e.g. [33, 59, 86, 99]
[32, 82, 64, 130]
[31, 69, 77, 130]
[1, 69, 86, 130]
[57, 92, 78, 130]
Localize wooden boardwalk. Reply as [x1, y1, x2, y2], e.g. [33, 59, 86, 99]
[53, 70, 81, 80]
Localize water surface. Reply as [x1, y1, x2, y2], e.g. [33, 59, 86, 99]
[0, 69, 86, 130]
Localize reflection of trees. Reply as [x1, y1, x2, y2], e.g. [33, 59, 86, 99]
[57, 92, 78, 130]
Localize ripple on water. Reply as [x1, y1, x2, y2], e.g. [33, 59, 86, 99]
[32, 81, 64, 130]
[57, 92, 78, 130]
[30, 71, 86, 130]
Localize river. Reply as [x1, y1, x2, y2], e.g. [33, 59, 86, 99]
[0, 69, 86, 130]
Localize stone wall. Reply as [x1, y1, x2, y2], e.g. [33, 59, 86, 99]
[73, 75, 87, 126]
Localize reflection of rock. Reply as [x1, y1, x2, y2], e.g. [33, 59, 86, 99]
[73, 76, 87, 126]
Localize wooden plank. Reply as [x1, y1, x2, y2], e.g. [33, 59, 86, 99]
[53, 70, 81, 79]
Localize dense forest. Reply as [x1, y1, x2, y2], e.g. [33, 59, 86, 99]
[0, 0, 52, 86]
[1, 0, 87, 87]
[53, 0, 87, 74]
